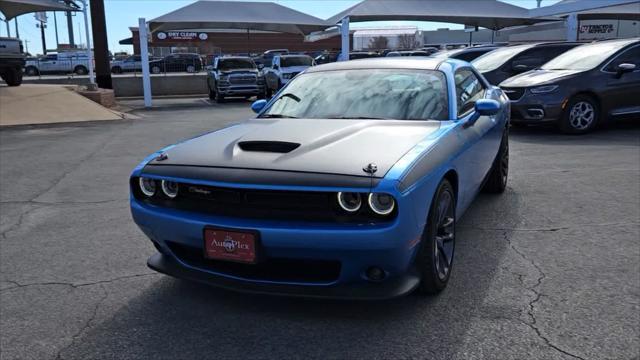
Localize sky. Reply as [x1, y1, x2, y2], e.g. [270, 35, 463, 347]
[2, 0, 560, 55]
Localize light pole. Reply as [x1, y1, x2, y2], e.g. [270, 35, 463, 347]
[80, 0, 95, 85]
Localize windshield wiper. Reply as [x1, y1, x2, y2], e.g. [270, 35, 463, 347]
[260, 114, 299, 119]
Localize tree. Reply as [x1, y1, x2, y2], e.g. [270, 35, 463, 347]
[368, 36, 389, 50]
[398, 34, 420, 50]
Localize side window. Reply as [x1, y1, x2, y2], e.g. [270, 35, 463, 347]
[604, 46, 640, 72]
[455, 69, 485, 117]
[514, 47, 562, 68]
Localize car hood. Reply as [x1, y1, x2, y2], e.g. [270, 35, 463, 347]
[149, 119, 441, 178]
[500, 69, 583, 87]
[220, 69, 259, 75]
[281, 66, 310, 74]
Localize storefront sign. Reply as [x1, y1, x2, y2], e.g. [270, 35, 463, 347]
[579, 24, 614, 34]
[156, 32, 209, 41]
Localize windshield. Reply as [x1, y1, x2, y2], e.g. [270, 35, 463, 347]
[261, 69, 448, 120]
[281, 56, 313, 67]
[541, 42, 623, 71]
[472, 45, 533, 72]
[219, 59, 256, 71]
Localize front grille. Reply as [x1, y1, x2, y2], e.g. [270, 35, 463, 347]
[132, 179, 394, 223]
[229, 74, 257, 85]
[501, 87, 525, 101]
[167, 241, 341, 283]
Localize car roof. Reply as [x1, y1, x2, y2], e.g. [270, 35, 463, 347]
[306, 57, 446, 73]
[220, 56, 252, 60]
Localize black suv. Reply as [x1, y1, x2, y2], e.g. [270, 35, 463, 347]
[207, 56, 266, 103]
[472, 42, 582, 85]
[500, 38, 640, 134]
[149, 53, 203, 74]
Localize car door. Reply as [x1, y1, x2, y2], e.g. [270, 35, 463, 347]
[40, 54, 57, 73]
[453, 68, 500, 208]
[601, 45, 640, 116]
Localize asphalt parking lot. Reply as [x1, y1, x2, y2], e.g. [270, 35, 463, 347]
[1, 101, 638, 360]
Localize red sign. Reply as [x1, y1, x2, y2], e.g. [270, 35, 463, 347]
[204, 228, 257, 264]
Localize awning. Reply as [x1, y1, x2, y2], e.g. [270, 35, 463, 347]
[148, 0, 330, 35]
[0, 0, 77, 20]
[326, 0, 560, 30]
[530, 0, 640, 20]
[119, 37, 133, 45]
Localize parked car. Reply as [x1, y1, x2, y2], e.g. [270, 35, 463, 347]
[386, 50, 432, 57]
[110, 55, 142, 73]
[253, 49, 290, 69]
[0, 37, 24, 86]
[315, 51, 340, 64]
[472, 42, 582, 85]
[206, 56, 266, 103]
[149, 53, 203, 74]
[500, 38, 640, 134]
[24, 51, 92, 76]
[264, 54, 314, 96]
[431, 45, 502, 62]
[130, 57, 510, 299]
[349, 51, 381, 60]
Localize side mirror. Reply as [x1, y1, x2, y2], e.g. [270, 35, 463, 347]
[616, 63, 636, 78]
[475, 99, 501, 116]
[251, 99, 268, 114]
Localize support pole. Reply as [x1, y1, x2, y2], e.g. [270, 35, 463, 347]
[566, 13, 578, 42]
[14, 17, 19, 38]
[5, 20, 10, 37]
[340, 17, 350, 61]
[89, 0, 112, 88]
[81, 0, 94, 85]
[66, 11, 74, 47]
[139, 18, 152, 108]
[40, 21, 47, 54]
[247, 28, 250, 56]
[53, 12, 59, 48]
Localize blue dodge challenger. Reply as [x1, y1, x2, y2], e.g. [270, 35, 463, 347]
[130, 58, 510, 299]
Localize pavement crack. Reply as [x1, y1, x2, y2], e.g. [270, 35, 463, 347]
[462, 221, 639, 233]
[54, 284, 109, 360]
[0, 272, 159, 293]
[502, 230, 587, 360]
[0, 204, 42, 240]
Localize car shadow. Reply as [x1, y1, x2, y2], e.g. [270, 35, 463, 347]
[510, 118, 640, 146]
[60, 190, 523, 359]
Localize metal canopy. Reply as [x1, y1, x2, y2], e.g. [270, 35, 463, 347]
[530, 0, 639, 20]
[0, 0, 77, 20]
[327, 0, 559, 30]
[148, 0, 330, 35]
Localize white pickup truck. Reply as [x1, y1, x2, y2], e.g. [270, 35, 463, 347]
[0, 37, 25, 86]
[25, 51, 92, 76]
[264, 54, 314, 97]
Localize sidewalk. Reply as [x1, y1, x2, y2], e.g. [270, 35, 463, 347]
[0, 84, 125, 127]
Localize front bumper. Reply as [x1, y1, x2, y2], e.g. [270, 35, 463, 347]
[131, 192, 423, 299]
[508, 90, 566, 124]
[218, 84, 265, 96]
[148, 252, 420, 300]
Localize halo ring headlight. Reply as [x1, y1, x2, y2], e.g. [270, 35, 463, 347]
[161, 180, 179, 198]
[139, 177, 157, 197]
[368, 193, 396, 216]
[337, 192, 362, 213]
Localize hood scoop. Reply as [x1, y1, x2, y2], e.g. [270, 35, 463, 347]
[238, 141, 301, 154]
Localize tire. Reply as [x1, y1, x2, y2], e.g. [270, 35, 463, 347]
[25, 66, 39, 76]
[111, 66, 122, 74]
[266, 87, 273, 99]
[257, 92, 266, 100]
[215, 91, 225, 103]
[559, 94, 599, 134]
[482, 129, 509, 194]
[151, 66, 161, 74]
[74, 66, 88, 75]
[208, 86, 216, 101]
[415, 179, 456, 295]
[186, 65, 196, 73]
[2, 68, 22, 86]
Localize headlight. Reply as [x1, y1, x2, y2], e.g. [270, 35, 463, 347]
[368, 193, 396, 216]
[337, 192, 362, 212]
[161, 180, 178, 198]
[282, 73, 292, 80]
[529, 85, 559, 94]
[139, 177, 156, 197]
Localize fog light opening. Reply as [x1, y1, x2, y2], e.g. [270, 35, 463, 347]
[366, 266, 386, 282]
